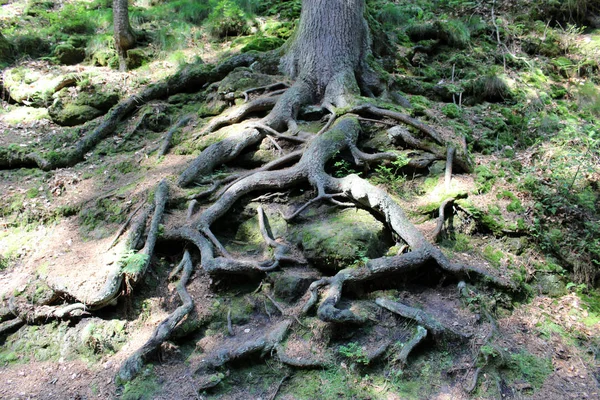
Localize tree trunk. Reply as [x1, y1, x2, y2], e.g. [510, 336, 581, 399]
[113, 0, 136, 72]
[281, 0, 371, 106]
[264, 0, 374, 131]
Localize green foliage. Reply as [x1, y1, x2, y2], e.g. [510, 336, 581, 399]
[441, 103, 462, 118]
[370, 153, 411, 192]
[257, 0, 301, 19]
[121, 366, 160, 400]
[206, 0, 251, 38]
[169, 0, 210, 24]
[339, 342, 369, 365]
[577, 81, 600, 117]
[120, 250, 149, 275]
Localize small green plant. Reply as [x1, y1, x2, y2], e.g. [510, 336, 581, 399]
[441, 103, 462, 119]
[339, 342, 369, 365]
[120, 250, 149, 275]
[206, 0, 250, 38]
[370, 153, 410, 191]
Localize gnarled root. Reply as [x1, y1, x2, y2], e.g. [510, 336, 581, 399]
[9, 302, 89, 324]
[1, 53, 262, 171]
[131, 180, 169, 283]
[397, 325, 428, 368]
[118, 250, 194, 382]
[158, 114, 194, 157]
[195, 319, 291, 372]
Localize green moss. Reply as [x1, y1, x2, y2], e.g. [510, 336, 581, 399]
[441, 103, 462, 119]
[241, 36, 284, 53]
[52, 43, 85, 65]
[288, 208, 389, 272]
[483, 245, 504, 268]
[507, 352, 553, 390]
[121, 366, 160, 400]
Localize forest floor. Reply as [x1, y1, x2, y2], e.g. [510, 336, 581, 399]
[0, 0, 599, 399]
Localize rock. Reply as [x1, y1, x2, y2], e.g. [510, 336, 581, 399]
[237, 137, 280, 167]
[535, 273, 567, 297]
[91, 49, 118, 69]
[48, 86, 119, 126]
[48, 104, 103, 126]
[3, 67, 62, 107]
[126, 49, 148, 70]
[53, 44, 85, 65]
[288, 208, 390, 272]
[271, 268, 320, 303]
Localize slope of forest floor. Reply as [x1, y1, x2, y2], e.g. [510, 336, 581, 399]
[0, 0, 599, 399]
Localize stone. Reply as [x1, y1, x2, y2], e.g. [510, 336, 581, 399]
[535, 273, 567, 297]
[126, 49, 148, 70]
[288, 208, 390, 272]
[48, 86, 119, 126]
[271, 268, 320, 303]
[53, 44, 85, 65]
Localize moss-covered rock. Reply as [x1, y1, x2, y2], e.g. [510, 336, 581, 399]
[288, 208, 390, 272]
[48, 86, 119, 126]
[3, 67, 63, 107]
[271, 268, 320, 302]
[534, 273, 567, 297]
[53, 43, 85, 65]
[233, 205, 287, 251]
[241, 36, 285, 53]
[48, 104, 103, 126]
[91, 48, 119, 69]
[126, 49, 149, 70]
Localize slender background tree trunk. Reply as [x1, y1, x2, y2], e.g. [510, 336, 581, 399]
[113, 0, 136, 71]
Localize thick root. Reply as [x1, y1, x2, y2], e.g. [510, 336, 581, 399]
[195, 319, 291, 372]
[158, 114, 194, 157]
[118, 250, 194, 382]
[131, 180, 169, 283]
[397, 325, 428, 368]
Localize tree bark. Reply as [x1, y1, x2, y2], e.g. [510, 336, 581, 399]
[113, 0, 136, 71]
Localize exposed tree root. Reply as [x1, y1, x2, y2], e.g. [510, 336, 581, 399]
[9, 302, 89, 324]
[397, 325, 427, 368]
[0, 53, 262, 171]
[432, 197, 456, 242]
[158, 114, 194, 157]
[275, 344, 330, 368]
[118, 250, 194, 382]
[0, 318, 25, 335]
[131, 180, 169, 283]
[193, 96, 280, 139]
[243, 82, 289, 102]
[195, 319, 292, 372]
[376, 298, 470, 340]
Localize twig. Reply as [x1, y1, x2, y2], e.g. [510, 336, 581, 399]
[268, 374, 289, 400]
[357, 117, 396, 126]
